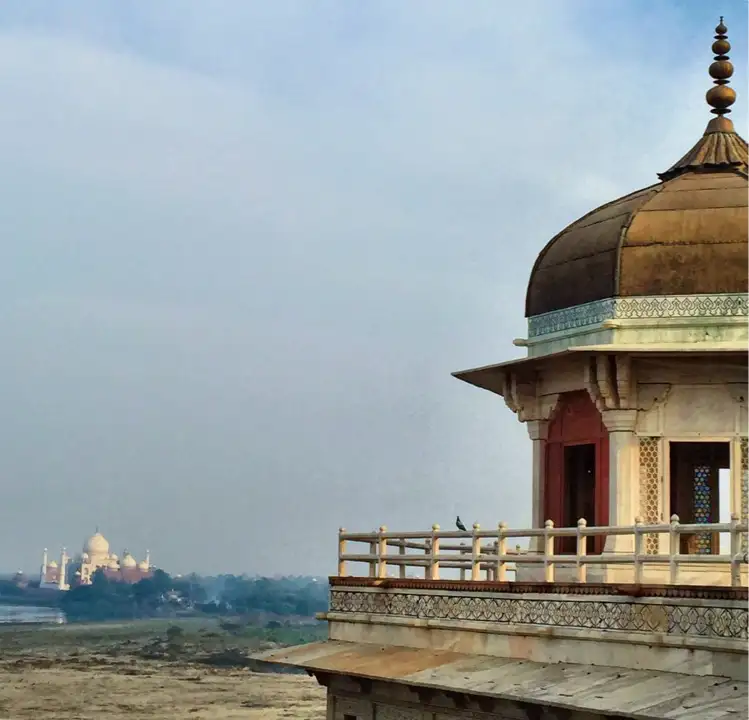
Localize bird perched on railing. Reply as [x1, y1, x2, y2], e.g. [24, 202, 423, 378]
[456, 516, 467, 532]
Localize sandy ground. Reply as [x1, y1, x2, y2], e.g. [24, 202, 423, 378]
[0, 619, 326, 719]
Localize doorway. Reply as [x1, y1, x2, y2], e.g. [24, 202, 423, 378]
[545, 391, 609, 556]
[560, 444, 597, 553]
[669, 442, 730, 554]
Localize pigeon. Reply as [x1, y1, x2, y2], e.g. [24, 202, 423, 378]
[456, 516, 467, 532]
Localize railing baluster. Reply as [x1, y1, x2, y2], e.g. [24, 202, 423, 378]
[471, 523, 481, 581]
[368, 537, 377, 578]
[497, 522, 507, 582]
[424, 538, 431, 580]
[430, 524, 440, 580]
[634, 516, 643, 584]
[730, 513, 740, 587]
[669, 515, 680, 585]
[377, 526, 388, 579]
[459, 542, 467, 581]
[399, 541, 406, 579]
[576, 518, 587, 584]
[544, 519, 555, 582]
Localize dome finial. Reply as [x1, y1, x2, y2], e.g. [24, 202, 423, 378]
[707, 16, 735, 116]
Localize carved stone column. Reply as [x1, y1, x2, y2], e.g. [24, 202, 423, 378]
[526, 420, 548, 553]
[602, 409, 639, 553]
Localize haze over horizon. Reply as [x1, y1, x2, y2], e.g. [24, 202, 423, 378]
[1, 1, 747, 577]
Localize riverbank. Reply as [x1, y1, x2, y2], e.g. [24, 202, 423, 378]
[0, 617, 326, 718]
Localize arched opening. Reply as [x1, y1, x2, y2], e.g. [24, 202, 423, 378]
[545, 391, 609, 554]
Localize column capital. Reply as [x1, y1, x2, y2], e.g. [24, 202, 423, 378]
[602, 409, 638, 433]
[526, 419, 549, 441]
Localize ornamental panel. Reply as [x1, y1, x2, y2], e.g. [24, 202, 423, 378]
[527, 293, 748, 338]
[638, 437, 661, 554]
[329, 589, 747, 641]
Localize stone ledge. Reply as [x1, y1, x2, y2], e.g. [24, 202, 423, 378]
[324, 611, 746, 653]
[329, 576, 749, 601]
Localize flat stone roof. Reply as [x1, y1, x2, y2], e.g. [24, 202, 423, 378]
[256, 640, 748, 720]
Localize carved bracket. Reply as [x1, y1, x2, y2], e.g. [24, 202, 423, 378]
[501, 371, 558, 423]
[414, 687, 437, 705]
[353, 677, 372, 694]
[585, 354, 636, 411]
[310, 670, 331, 688]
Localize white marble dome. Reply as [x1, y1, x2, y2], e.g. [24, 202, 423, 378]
[84, 532, 110, 557]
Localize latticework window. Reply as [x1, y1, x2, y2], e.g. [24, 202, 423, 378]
[693, 464, 713, 554]
[638, 437, 660, 554]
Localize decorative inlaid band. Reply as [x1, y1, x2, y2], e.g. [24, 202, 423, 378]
[329, 587, 748, 640]
[527, 293, 749, 338]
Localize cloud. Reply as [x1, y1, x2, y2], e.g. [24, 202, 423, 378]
[0, 1, 745, 575]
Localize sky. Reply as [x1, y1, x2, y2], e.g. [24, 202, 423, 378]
[0, 1, 747, 577]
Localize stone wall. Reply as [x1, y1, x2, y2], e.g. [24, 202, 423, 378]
[327, 677, 596, 720]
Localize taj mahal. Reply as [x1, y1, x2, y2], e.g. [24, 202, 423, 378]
[40, 531, 153, 591]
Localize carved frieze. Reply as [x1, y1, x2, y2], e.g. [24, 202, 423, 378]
[329, 588, 748, 641]
[527, 293, 748, 339]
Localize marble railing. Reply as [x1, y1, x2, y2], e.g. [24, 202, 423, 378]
[337, 515, 748, 586]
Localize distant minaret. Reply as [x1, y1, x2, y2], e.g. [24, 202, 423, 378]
[145, 549, 151, 569]
[58, 548, 68, 591]
[41, 548, 48, 584]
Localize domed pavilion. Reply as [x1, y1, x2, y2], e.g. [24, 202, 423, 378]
[454, 17, 748, 582]
[257, 20, 748, 720]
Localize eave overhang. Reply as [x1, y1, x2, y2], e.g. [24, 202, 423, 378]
[452, 343, 749, 396]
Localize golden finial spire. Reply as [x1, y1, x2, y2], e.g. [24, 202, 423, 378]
[658, 17, 747, 179]
[706, 16, 736, 116]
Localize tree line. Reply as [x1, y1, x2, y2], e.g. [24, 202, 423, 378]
[55, 569, 328, 622]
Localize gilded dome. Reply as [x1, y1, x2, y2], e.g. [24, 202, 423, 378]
[83, 532, 110, 557]
[121, 553, 137, 569]
[525, 20, 748, 318]
[138, 560, 150, 571]
[48, 560, 58, 568]
[526, 165, 747, 317]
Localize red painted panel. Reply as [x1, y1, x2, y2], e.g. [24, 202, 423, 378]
[545, 391, 609, 554]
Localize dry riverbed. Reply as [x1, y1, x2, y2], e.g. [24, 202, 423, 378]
[0, 618, 326, 719]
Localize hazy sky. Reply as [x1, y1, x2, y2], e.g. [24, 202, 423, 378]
[1, 1, 747, 577]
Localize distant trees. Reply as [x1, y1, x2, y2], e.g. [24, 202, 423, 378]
[53, 570, 328, 622]
[216, 576, 328, 617]
[60, 569, 137, 620]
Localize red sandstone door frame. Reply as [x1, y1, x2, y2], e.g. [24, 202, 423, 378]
[544, 392, 610, 555]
